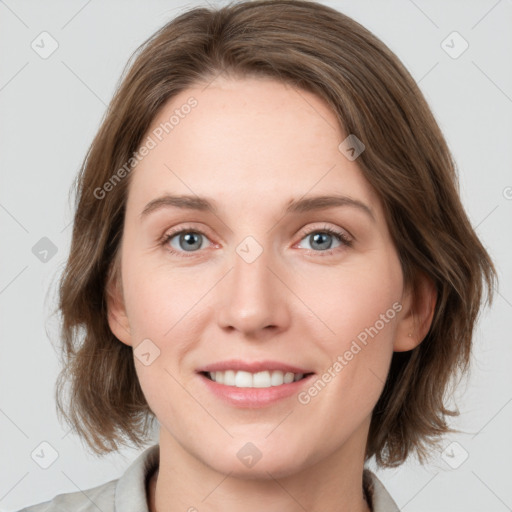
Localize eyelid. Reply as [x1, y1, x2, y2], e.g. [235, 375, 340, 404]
[159, 223, 217, 254]
[296, 222, 353, 243]
[160, 222, 353, 257]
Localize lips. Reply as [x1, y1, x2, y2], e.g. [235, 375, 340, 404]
[196, 359, 314, 392]
[197, 359, 312, 375]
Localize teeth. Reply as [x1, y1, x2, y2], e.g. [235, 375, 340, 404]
[253, 370, 271, 388]
[207, 370, 306, 387]
[235, 371, 253, 388]
[224, 370, 235, 386]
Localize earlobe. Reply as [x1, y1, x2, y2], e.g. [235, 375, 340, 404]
[394, 271, 437, 352]
[105, 262, 133, 347]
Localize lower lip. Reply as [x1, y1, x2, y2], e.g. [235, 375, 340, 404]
[198, 373, 315, 408]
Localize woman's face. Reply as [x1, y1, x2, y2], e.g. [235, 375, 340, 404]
[108, 75, 411, 477]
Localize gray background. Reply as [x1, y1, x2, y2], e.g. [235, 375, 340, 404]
[1, 0, 511, 510]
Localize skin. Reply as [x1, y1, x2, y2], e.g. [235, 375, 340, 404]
[107, 75, 436, 512]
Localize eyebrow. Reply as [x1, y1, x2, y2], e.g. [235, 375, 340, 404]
[140, 194, 375, 221]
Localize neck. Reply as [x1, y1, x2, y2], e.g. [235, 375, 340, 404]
[147, 429, 372, 512]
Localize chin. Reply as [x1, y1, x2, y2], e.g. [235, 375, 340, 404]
[199, 439, 313, 480]
[211, 456, 306, 480]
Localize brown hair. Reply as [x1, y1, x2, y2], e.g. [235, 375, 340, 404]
[54, 0, 496, 467]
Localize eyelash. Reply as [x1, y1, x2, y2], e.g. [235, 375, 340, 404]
[159, 224, 353, 258]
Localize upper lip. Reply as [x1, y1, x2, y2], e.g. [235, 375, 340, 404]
[197, 359, 313, 374]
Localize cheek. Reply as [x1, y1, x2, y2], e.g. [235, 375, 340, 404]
[302, 251, 402, 345]
[297, 250, 403, 407]
[122, 259, 197, 338]
[333, 272, 399, 343]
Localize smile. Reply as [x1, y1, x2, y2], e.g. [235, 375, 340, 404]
[197, 360, 315, 407]
[204, 370, 310, 387]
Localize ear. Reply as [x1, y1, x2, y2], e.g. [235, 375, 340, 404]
[105, 258, 133, 347]
[394, 271, 437, 352]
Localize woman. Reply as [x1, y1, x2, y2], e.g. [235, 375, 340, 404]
[19, 0, 496, 511]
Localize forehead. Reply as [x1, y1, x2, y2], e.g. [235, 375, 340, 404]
[126, 76, 381, 217]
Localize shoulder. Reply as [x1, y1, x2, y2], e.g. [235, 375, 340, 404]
[16, 478, 116, 512]
[16, 444, 160, 512]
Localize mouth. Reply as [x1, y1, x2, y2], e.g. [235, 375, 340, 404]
[200, 369, 314, 388]
[196, 360, 315, 407]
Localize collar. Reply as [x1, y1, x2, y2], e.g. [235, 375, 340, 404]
[114, 444, 399, 512]
[115, 443, 159, 512]
[363, 468, 400, 511]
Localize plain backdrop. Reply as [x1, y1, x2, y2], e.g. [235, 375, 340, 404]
[1, 0, 511, 511]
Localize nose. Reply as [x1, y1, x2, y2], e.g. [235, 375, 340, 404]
[215, 241, 291, 338]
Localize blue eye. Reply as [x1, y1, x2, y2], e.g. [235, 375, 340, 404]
[162, 230, 209, 256]
[297, 226, 352, 255]
[160, 224, 352, 258]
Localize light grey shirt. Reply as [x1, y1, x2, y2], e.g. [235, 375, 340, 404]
[18, 444, 400, 512]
